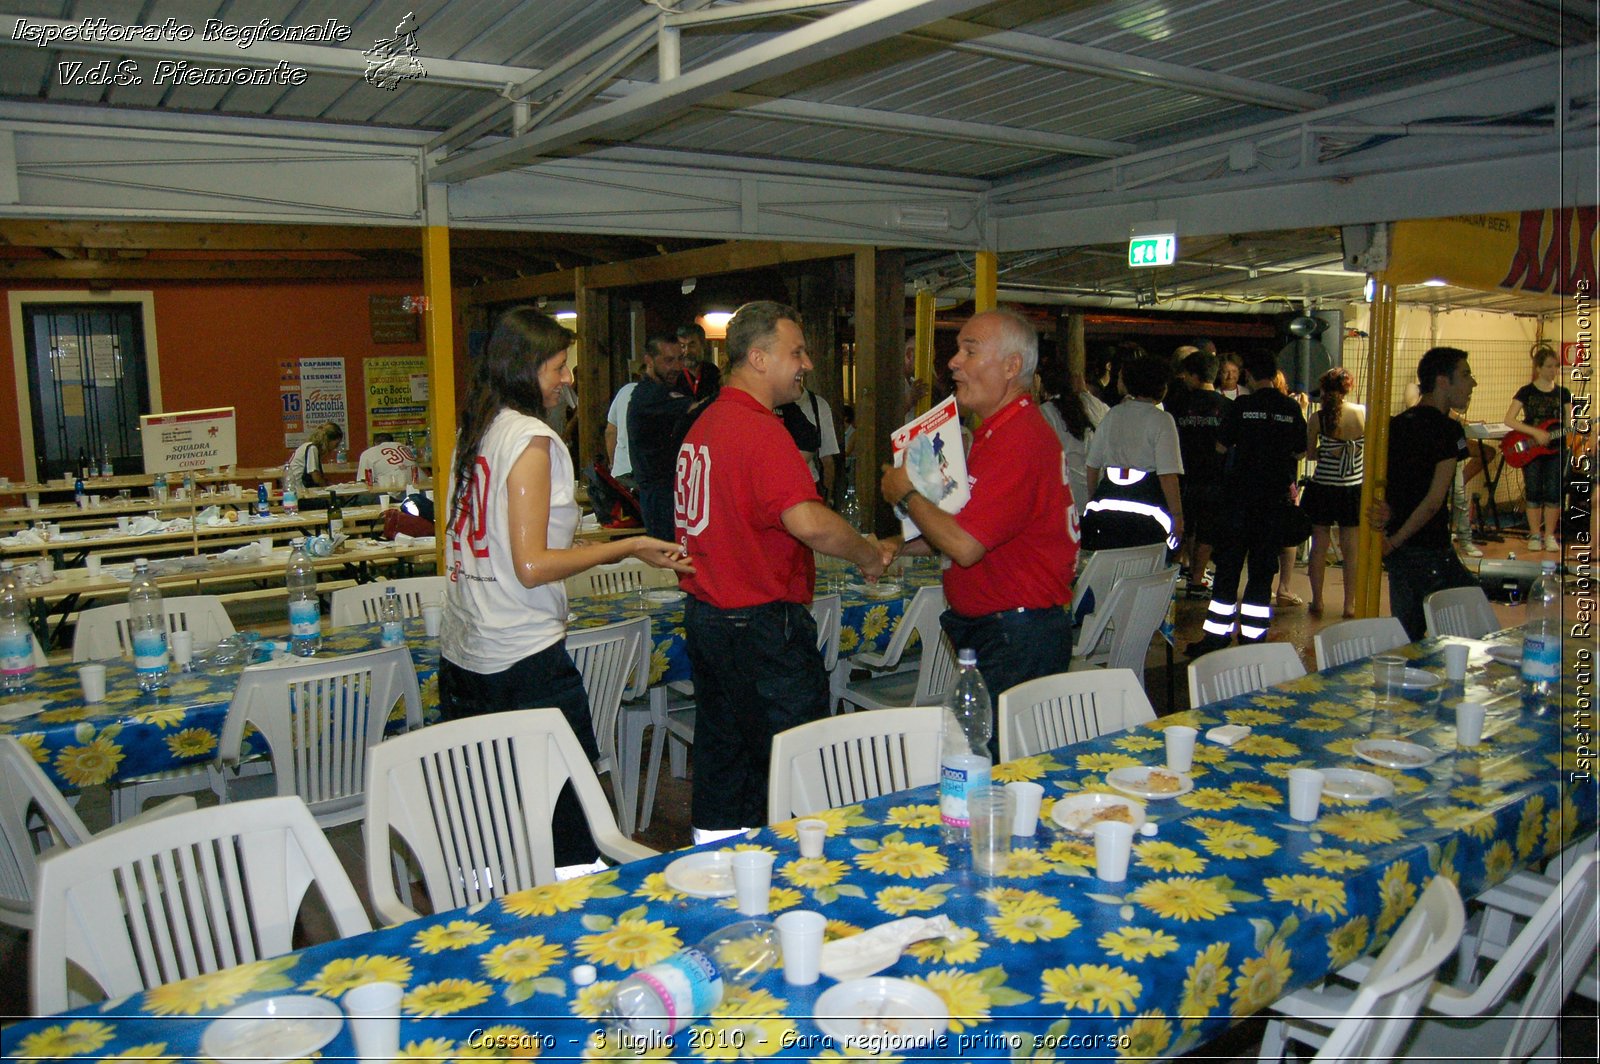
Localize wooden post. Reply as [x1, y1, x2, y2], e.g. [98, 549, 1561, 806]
[575, 268, 614, 477]
[1061, 312, 1085, 383]
[974, 250, 998, 312]
[913, 289, 935, 416]
[1356, 279, 1397, 617]
[854, 247, 905, 535]
[421, 215, 454, 576]
[796, 266, 841, 503]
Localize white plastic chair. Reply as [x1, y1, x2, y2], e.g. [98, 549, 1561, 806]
[0, 736, 194, 931]
[1188, 642, 1308, 708]
[1072, 566, 1180, 687]
[71, 594, 236, 662]
[363, 707, 657, 925]
[564, 560, 678, 598]
[810, 593, 844, 708]
[216, 646, 423, 828]
[1423, 585, 1501, 639]
[844, 583, 944, 677]
[839, 586, 957, 712]
[768, 705, 943, 823]
[566, 617, 650, 837]
[330, 575, 446, 627]
[1313, 615, 1409, 670]
[31, 795, 370, 1016]
[995, 669, 1156, 762]
[1071, 542, 1168, 626]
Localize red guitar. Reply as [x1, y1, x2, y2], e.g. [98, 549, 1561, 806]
[1501, 419, 1565, 468]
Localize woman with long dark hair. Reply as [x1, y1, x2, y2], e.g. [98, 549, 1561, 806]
[440, 307, 690, 872]
[1301, 366, 1364, 617]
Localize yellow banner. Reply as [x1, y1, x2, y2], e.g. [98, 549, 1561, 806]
[1385, 209, 1598, 296]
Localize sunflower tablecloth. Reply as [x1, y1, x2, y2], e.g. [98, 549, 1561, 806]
[6, 632, 1592, 1060]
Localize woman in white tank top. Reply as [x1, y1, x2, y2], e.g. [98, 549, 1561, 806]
[439, 307, 691, 870]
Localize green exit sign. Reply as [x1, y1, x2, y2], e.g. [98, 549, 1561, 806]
[1129, 234, 1176, 267]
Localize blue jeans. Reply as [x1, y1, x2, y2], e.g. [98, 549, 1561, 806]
[1384, 543, 1477, 642]
[685, 598, 828, 830]
[940, 606, 1073, 759]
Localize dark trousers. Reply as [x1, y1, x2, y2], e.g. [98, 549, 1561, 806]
[439, 643, 601, 866]
[638, 481, 675, 543]
[1385, 544, 1477, 642]
[1207, 508, 1285, 643]
[685, 598, 828, 830]
[940, 606, 1073, 759]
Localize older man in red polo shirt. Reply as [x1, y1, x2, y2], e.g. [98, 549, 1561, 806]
[880, 309, 1078, 750]
[675, 300, 885, 843]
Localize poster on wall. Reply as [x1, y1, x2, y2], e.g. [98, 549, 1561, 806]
[279, 359, 304, 447]
[364, 356, 429, 441]
[140, 408, 238, 473]
[299, 357, 348, 440]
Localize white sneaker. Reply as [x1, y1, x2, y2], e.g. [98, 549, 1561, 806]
[1459, 540, 1483, 557]
[1528, 535, 1544, 551]
[1544, 535, 1561, 553]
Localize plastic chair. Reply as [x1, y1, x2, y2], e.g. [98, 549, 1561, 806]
[1423, 585, 1501, 639]
[71, 594, 236, 662]
[810, 593, 844, 708]
[30, 795, 370, 1016]
[216, 646, 423, 828]
[1073, 566, 1180, 687]
[1313, 615, 1409, 670]
[1259, 875, 1465, 1063]
[768, 705, 943, 823]
[330, 575, 447, 627]
[363, 707, 657, 925]
[0, 736, 194, 931]
[565, 617, 650, 837]
[1188, 642, 1307, 708]
[1071, 542, 1168, 627]
[564, 560, 678, 598]
[839, 586, 957, 712]
[29, 631, 47, 667]
[996, 668, 1156, 762]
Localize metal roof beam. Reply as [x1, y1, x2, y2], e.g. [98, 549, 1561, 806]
[665, 0, 856, 27]
[910, 21, 1327, 111]
[427, 0, 1000, 184]
[1407, 0, 1594, 47]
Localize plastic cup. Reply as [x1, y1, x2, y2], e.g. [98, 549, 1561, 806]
[1443, 644, 1469, 682]
[79, 663, 107, 703]
[731, 850, 775, 916]
[1006, 781, 1044, 837]
[116, 515, 130, 531]
[968, 786, 1014, 875]
[774, 910, 825, 986]
[86, 554, 103, 577]
[422, 604, 443, 638]
[378, 494, 392, 509]
[343, 981, 403, 1064]
[170, 630, 193, 670]
[1288, 768, 1325, 822]
[1372, 654, 1406, 703]
[1093, 819, 1134, 882]
[34, 558, 53, 583]
[1165, 725, 1198, 773]
[25, 493, 38, 509]
[1456, 701, 1487, 748]
[257, 537, 274, 555]
[795, 818, 827, 859]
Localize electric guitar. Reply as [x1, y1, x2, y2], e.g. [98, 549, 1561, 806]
[1501, 419, 1565, 468]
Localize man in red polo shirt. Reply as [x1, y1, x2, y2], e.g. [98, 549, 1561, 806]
[880, 309, 1078, 748]
[675, 300, 885, 842]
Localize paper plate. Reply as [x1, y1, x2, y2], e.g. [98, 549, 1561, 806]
[642, 589, 686, 605]
[815, 977, 949, 1051]
[1485, 644, 1523, 666]
[1049, 792, 1147, 836]
[663, 851, 735, 897]
[201, 995, 343, 1064]
[1321, 768, 1396, 802]
[1399, 668, 1443, 690]
[1106, 766, 1193, 800]
[1352, 739, 1438, 770]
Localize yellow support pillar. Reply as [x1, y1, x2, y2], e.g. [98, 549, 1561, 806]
[974, 250, 997, 312]
[421, 223, 455, 575]
[913, 288, 935, 416]
[1355, 279, 1397, 617]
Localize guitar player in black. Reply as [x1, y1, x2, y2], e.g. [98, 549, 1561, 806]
[1505, 346, 1573, 554]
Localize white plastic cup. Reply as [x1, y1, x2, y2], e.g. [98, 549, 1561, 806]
[378, 494, 392, 509]
[774, 910, 826, 986]
[1093, 820, 1135, 882]
[1165, 725, 1198, 773]
[795, 818, 827, 859]
[1372, 654, 1406, 704]
[1006, 781, 1045, 837]
[731, 850, 775, 916]
[34, 558, 53, 583]
[170, 630, 193, 670]
[1288, 768, 1325, 822]
[79, 663, 107, 703]
[1456, 701, 1487, 748]
[257, 537, 273, 555]
[86, 554, 103, 577]
[343, 981, 403, 1064]
[25, 493, 39, 509]
[1443, 644, 1469, 683]
[116, 515, 130, 531]
[422, 604, 443, 638]
[968, 785, 1014, 875]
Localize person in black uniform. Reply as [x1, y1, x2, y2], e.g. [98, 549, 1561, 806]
[627, 333, 693, 542]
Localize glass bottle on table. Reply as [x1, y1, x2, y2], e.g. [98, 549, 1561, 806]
[940, 648, 993, 847]
[128, 558, 168, 692]
[286, 539, 320, 657]
[0, 561, 35, 693]
[327, 490, 344, 540]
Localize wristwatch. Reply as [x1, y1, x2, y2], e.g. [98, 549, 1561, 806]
[893, 489, 921, 520]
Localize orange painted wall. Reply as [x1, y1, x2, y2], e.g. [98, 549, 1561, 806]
[0, 280, 473, 482]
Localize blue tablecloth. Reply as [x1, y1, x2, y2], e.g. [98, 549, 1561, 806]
[6, 632, 1590, 1059]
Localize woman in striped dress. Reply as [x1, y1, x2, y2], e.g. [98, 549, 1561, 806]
[1300, 367, 1365, 617]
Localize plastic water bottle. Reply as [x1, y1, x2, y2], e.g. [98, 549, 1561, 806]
[73, 475, 86, 507]
[256, 482, 271, 519]
[287, 539, 320, 657]
[1521, 561, 1561, 700]
[840, 483, 862, 531]
[607, 921, 779, 1039]
[153, 473, 168, 503]
[380, 585, 404, 646]
[128, 559, 168, 691]
[0, 561, 35, 693]
[940, 648, 993, 846]
[282, 482, 299, 516]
